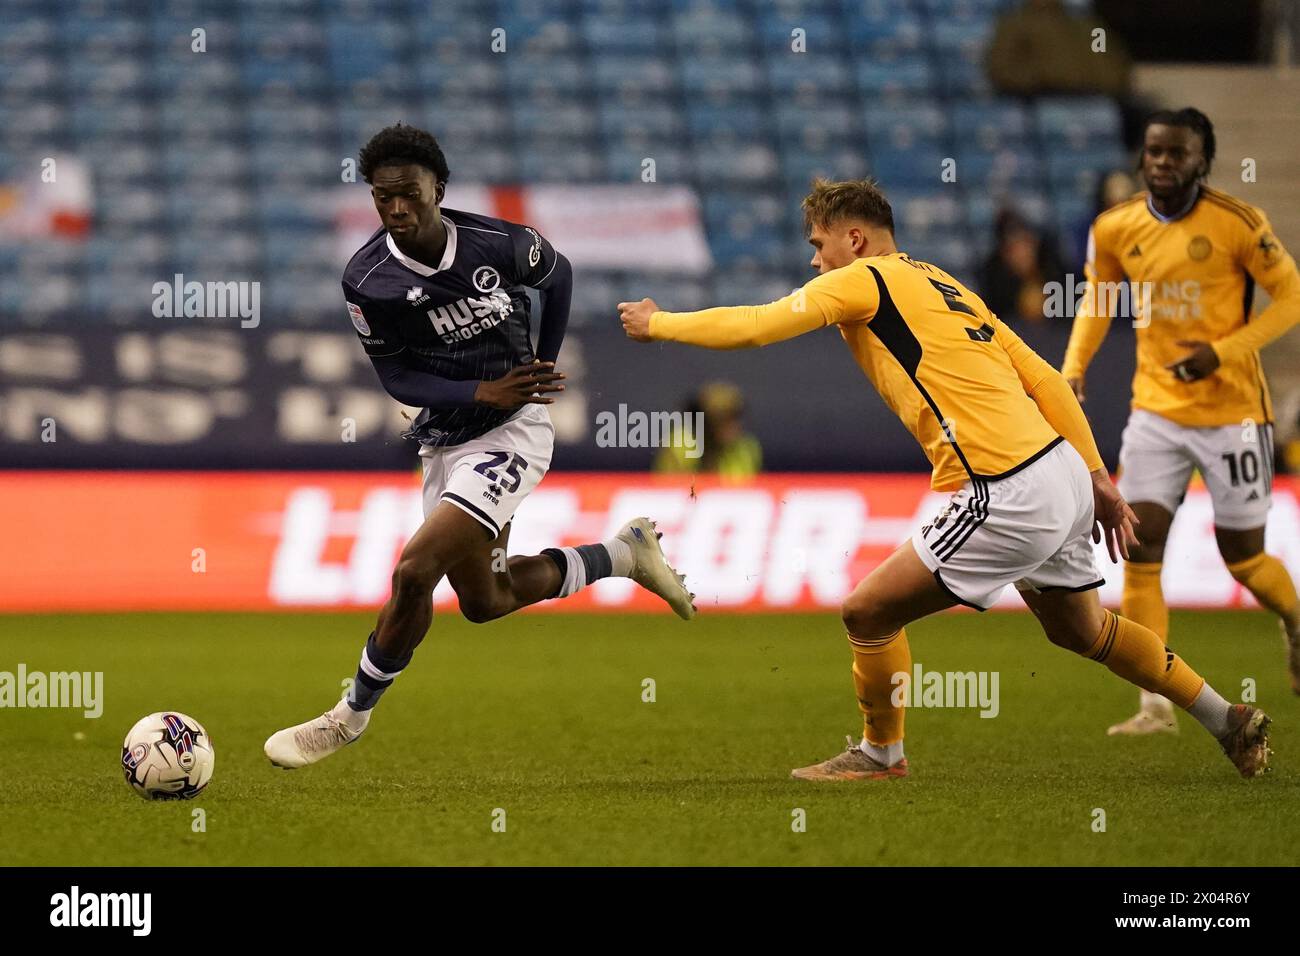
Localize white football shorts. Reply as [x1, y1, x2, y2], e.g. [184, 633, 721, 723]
[1117, 408, 1274, 531]
[418, 404, 554, 537]
[912, 439, 1103, 610]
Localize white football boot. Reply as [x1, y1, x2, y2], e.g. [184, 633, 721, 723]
[1107, 691, 1179, 736]
[265, 701, 369, 768]
[616, 517, 697, 620]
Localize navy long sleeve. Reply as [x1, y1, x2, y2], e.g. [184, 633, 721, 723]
[534, 252, 572, 363]
[368, 353, 480, 409]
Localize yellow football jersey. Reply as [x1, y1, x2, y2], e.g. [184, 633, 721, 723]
[650, 253, 1093, 491]
[1063, 186, 1300, 427]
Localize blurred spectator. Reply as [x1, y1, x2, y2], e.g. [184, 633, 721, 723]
[655, 381, 761, 480]
[987, 0, 1132, 98]
[978, 209, 1067, 326]
[1066, 168, 1139, 270]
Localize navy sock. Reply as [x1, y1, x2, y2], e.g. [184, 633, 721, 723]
[541, 544, 615, 599]
[348, 632, 413, 712]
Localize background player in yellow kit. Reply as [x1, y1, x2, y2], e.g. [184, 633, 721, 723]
[1063, 109, 1300, 736]
[619, 178, 1272, 780]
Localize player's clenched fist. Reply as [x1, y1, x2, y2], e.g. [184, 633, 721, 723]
[474, 361, 566, 408]
[618, 298, 659, 342]
[1165, 339, 1221, 383]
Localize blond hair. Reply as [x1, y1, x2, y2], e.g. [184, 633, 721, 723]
[801, 177, 895, 236]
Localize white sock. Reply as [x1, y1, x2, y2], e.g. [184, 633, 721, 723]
[553, 546, 588, 598]
[331, 697, 371, 734]
[604, 535, 634, 577]
[860, 738, 904, 767]
[1186, 683, 1231, 739]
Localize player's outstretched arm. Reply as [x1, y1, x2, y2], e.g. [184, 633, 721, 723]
[619, 271, 863, 349]
[618, 295, 824, 349]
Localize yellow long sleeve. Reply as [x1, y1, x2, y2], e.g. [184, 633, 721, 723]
[649, 299, 826, 349]
[649, 266, 877, 349]
[1029, 372, 1106, 472]
[1212, 248, 1300, 365]
[1061, 224, 1124, 380]
[1061, 311, 1114, 380]
[998, 319, 1105, 472]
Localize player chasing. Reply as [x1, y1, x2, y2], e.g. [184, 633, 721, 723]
[265, 125, 695, 769]
[620, 177, 1271, 780]
[1063, 108, 1300, 736]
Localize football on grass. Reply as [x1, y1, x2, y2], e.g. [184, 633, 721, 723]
[121, 711, 214, 800]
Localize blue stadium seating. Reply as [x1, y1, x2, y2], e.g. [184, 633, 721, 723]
[0, 0, 1120, 323]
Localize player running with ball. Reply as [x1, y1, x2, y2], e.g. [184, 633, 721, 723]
[265, 125, 695, 769]
[1063, 108, 1300, 736]
[620, 177, 1270, 780]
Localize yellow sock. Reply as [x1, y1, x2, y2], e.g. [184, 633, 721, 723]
[848, 628, 910, 746]
[1084, 611, 1204, 709]
[1226, 553, 1299, 621]
[1122, 561, 1167, 642]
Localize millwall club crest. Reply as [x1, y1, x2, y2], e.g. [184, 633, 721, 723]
[347, 301, 370, 335]
[473, 266, 501, 292]
[406, 286, 429, 305]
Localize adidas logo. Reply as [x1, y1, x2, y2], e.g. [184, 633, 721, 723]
[1247, 490, 1260, 501]
[1128, 243, 1142, 257]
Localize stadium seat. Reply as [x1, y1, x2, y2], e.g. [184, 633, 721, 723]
[592, 55, 679, 95]
[685, 101, 769, 139]
[854, 57, 936, 99]
[599, 102, 686, 140]
[1035, 97, 1124, 150]
[765, 57, 854, 102]
[680, 58, 766, 97]
[956, 147, 1045, 190]
[951, 100, 1033, 151]
[671, 9, 755, 53]
[1046, 147, 1129, 200]
[757, 12, 845, 54]
[846, 13, 926, 57]
[581, 15, 662, 53]
[864, 104, 950, 149]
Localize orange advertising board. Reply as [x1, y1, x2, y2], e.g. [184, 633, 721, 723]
[1, 471, 1297, 613]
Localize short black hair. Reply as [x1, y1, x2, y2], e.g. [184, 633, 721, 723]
[1141, 107, 1216, 176]
[358, 123, 451, 185]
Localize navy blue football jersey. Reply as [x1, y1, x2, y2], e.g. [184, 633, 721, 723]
[341, 208, 561, 446]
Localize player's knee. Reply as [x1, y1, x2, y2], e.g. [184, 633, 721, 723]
[1039, 611, 1099, 655]
[458, 595, 508, 624]
[841, 591, 895, 639]
[391, 557, 441, 603]
[1045, 625, 1091, 655]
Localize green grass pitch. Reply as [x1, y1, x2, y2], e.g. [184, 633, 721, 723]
[1, 609, 1295, 866]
